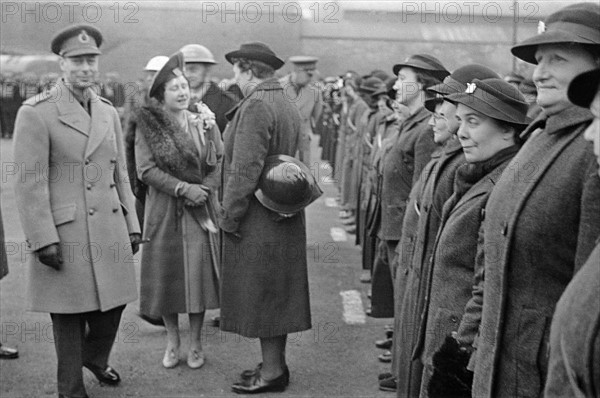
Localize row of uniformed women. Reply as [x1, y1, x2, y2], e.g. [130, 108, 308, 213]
[379, 3, 600, 397]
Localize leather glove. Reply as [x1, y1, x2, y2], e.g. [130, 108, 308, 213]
[37, 243, 63, 270]
[129, 233, 142, 255]
[179, 183, 208, 206]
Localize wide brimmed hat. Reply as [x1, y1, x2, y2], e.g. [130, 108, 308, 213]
[427, 64, 500, 96]
[392, 54, 449, 81]
[359, 76, 385, 94]
[424, 96, 445, 113]
[445, 78, 530, 126]
[51, 24, 102, 57]
[149, 51, 185, 99]
[568, 68, 600, 108]
[255, 155, 323, 215]
[225, 42, 284, 70]
[372, 77, 396, 98]
[511, 2, 600, 64]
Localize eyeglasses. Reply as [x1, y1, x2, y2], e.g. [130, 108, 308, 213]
[432, 113, 447, 122]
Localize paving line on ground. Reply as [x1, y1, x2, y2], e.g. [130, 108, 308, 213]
[340, 290, 366, 324]
[330, 227, 348, 242]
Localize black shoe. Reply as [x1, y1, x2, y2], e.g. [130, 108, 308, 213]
[232, 370, 288, 394]
[385, 329, 394, 339]
[379, 376, 397, 392]
[375, 338, 393, 350]
[378, 351, 392, 363]
[138, 313, 164, 327]
[0, 344, 18, 359]
[209, 316, 220, 327]
[378, 372, 393, 381]
[241, 363, 290, 386]
[83, 364, 120, 385]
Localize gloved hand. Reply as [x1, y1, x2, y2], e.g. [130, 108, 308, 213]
[179, 183, 208, 206]
[129, 233, 142, 255]
[37, 243, 63, 270]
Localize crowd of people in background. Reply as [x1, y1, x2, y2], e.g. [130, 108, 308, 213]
[2, 1, 600, 397]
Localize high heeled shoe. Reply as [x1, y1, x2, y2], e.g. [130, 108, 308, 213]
[232, 370, 288, 394]
[187, 349, 205, 369]
[162, 346, 179, 368]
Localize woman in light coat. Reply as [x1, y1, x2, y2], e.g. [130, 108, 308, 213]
[135, 52, 223, 369]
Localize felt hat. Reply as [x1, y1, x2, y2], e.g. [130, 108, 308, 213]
[225, 42, 284, 70]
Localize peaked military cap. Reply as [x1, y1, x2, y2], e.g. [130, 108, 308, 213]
[511, 2, 600, 64]
[359, 76, 385, 94]
[51, 24, 102, 57]
[149, 51, 186, 99]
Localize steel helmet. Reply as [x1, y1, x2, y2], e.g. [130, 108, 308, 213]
[255, 155, 323, 215]
[144, 55, 169, 72]
[180, 44, 217, 64]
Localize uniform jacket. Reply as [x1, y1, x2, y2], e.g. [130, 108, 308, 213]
[416, 147, 518, 378]
[545, 243, 600, 398]
[0, 207, 8, 280]
[13, 79, 140, 313]
[189, 81, 238, 134]
[218, 78, 311, 338]
[473, 107, 600, 397]
[379, 106, 437, 240]
[393, 139, 466, 397]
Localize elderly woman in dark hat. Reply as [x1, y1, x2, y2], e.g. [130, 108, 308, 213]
[135, 52, 223, 369]
[544, 68, 600, 397]
[419, 78, 529, 397]
[472, 3, 600, 397]
[218, 42, 314, 394]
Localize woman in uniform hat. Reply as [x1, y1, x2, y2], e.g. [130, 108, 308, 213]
[218, 42, 312, 394]
[473, 3, 600, 397]
[419, 79, 529, 397]
[135, 51, 223, 369]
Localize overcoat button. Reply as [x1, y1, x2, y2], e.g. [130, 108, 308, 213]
[113, 208, 119, 213]
[110, 183, 116, 188]
[501, 222, 508, 236]
[110, 158, 117, 163]
[85, 159, 90, 165]
[89, 209, 95, 215]
[87, 184, 92, 190]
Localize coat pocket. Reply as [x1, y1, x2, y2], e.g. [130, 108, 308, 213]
[51, 204, 77, 226]
[515, 309, 550, 397]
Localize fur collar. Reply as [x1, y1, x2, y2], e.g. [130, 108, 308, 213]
[136, 105, 203, 184]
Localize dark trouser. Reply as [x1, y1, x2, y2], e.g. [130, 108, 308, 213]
[370, 239, 398, 318]
[50, 305, 125, 397]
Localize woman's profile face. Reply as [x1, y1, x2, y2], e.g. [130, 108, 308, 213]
[455, 103, 513, 163]
[533, 43, 597, 116]
[162, 75, 190, 113]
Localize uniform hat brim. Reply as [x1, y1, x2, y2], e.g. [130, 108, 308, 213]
[255, 154, 323, 215]
[225, 42, 284, 70]
[511, 30, 600, 64]
[392, 54, 449, 81]
[568, 68, 600, 108]
[424, 97, 444, 113]
[445, 79, 531, 126]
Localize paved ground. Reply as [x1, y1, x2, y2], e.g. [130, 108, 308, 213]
[0, 137, 394, 397]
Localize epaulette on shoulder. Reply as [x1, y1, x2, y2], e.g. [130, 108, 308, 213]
[99, 96, 113, 106]
[22, 90, 53, 106]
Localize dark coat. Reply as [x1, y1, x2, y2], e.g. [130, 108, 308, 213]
[545, 243, 600, 398]
[379, 107, 437, 240]
[218, 78, 310, 338]
[0, 207, 8, 280]
[190, 81, 239, 134]
[473, 107, 600, 397]
[416, 147, 518, 393]
[393, 139, 466, 397]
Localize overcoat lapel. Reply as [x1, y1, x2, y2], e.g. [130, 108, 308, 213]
[56, 81, 90, 137]
[84, 90, 110, 159]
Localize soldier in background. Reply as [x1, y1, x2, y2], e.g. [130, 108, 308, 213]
[180, 44, 238, 133]
[280, 56, 323, 166]
[0, 72, 22, 138]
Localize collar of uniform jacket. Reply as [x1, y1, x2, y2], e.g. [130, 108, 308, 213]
[225, 77, 282, 121]
[520, 105, 592, 140]
[399, 105, 430, 133]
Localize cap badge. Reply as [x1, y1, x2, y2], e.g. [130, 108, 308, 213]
[79, 30, 90, 43]
[173, 67, 183, 77]
[465, 83, 477, 94]
[537, 21, 546, 34]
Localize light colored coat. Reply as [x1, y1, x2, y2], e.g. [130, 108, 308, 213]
[13, 79, 140, 313]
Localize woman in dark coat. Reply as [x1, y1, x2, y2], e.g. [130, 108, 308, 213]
[473, 4, 600, 397]
[135, 52, 223, 369]
[417, 79, 529, 397]
[217, 42, 306, 394]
